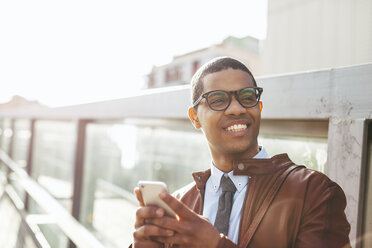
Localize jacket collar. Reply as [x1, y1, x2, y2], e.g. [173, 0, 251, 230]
[233, 153, 294, 176]
[192, 153, 294, 190]
[192, 168, 211, 191]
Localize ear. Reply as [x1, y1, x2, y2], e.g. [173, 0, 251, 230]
[188, 107, 201, 129]
[259, 101, 263, 112]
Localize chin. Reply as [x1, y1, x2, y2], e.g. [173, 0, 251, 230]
[226, 146, 252, 156]
[228, 143, 258, 156]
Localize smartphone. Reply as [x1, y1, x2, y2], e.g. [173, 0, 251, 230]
[138, 180, 177, 218]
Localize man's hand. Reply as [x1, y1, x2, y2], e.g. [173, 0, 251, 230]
[132, 188, 174, 248]
[145, 191, 221, 248]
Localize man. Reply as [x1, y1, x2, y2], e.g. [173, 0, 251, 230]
[132, 57, 351, 248]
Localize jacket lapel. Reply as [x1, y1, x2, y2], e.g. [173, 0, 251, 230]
[237, 163, 304, 247]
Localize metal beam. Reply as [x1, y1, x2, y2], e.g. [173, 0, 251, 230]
[69, 119, 91, 248]
[0, 149, 105, 248]
[0, 63, 370, 121]
[71, 119, 90, 221]
[8, 119, 15, 159]
[25, 119, 36, 211]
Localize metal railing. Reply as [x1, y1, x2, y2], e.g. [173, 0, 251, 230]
[0, 149, 105, 248]
[0, 63, 371, 247]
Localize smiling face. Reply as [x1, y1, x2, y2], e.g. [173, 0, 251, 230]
[189, 68, 261, 168]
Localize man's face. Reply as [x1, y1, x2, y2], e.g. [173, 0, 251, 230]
[192, 68, 261, 159]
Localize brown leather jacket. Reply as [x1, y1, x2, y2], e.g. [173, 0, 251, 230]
[174, 154, 351, 248]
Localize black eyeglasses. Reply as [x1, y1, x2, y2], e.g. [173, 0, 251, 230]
[193, 87, 263, 111]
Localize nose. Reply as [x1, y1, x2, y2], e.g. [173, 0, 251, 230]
[224, 95, 246, 116]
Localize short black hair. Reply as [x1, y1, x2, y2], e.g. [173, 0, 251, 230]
[190, 56, 257, 106]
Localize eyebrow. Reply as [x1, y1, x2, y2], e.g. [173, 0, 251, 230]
[211, 91, 226, 95]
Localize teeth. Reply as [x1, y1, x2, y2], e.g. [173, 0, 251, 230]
[226, 124, 247, 132]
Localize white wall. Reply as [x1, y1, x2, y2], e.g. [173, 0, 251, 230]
[263, 0, 372, 75]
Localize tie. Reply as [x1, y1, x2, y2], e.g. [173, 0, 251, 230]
[214, 174, 237, 235]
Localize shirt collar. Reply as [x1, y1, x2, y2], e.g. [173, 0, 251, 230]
[254, 146, 270, 159]
[210, 146, 270, 193]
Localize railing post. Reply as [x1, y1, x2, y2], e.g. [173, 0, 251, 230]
[361, 121, 372, 248]
[0, 118, 3, 149]
[0, 119, 3, 172]
[8, 119, 15, 159]
[69, 119, 90, 248]
[6, 119, 16, 183]
[24, 119, 36, 211]
[327, 118, 368, 247]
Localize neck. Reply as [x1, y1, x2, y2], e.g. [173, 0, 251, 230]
[210, 146, 260, 172]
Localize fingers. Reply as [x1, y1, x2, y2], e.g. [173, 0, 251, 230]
[133, 225, 173, 248]
[133, 224, 174, 240]
[149, 217, 221, 248]
[159, 191, 195, 220]
[133, 240, 163, 248]
[135, 206, 165, 228]
[145, 216, 185, 232]
[133, 203, 174, 248]
[134, 191, 221, 248]
[152, 233, 190, 246]
[134, 187, 144, 206]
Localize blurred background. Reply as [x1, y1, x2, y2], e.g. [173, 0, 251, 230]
[0, 0, 372, 248]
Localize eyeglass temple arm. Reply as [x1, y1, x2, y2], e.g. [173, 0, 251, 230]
[192, 95, 203, 108]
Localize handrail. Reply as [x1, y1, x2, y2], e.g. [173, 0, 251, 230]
[0, 149, 105, 248]
[0, 63, 371, 120]
[4, 185, 51, 248]
[0, 63, 371, 246]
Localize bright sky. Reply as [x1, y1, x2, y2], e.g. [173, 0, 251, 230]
[0, 0, 267, 107]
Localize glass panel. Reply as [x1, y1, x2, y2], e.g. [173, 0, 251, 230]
[12, 119, 31, 169]
[22, 234, 40, 248]
[27, 197, 47, 215]
[31, 120, 76, 212]
[13, 225, 46, 248]
[0, 162, 5, 175]
[0, 167, 6, 192]
[0, 118, 12, 154]
[0, 119, 2, 147]
[79, 119, 328, 247]
[9, 120, 31, 202]
[38, 223, 68, 248]
[0, 119, 5, 175]
[0, 196, 22, 248]
[81, 120, 211, 247]
[8, 173, 26, 203]
[259, 134, 328, 172]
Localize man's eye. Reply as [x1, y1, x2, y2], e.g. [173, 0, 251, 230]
[241, 96, 255, 101]
[210, 98, 225, 104]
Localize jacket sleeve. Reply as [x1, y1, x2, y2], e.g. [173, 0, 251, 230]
[295, 173, 351, 248]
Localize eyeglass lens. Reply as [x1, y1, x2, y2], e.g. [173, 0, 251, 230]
[207, 88, 259, 110]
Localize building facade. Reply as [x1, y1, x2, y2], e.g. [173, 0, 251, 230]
[263, 0, 372, 75]
[145, 36, 261, 88]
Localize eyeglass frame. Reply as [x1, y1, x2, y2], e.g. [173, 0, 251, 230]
[192, 86, 263, 111]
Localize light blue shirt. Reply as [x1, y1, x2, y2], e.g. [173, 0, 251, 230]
[202, 146, 270, 244]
